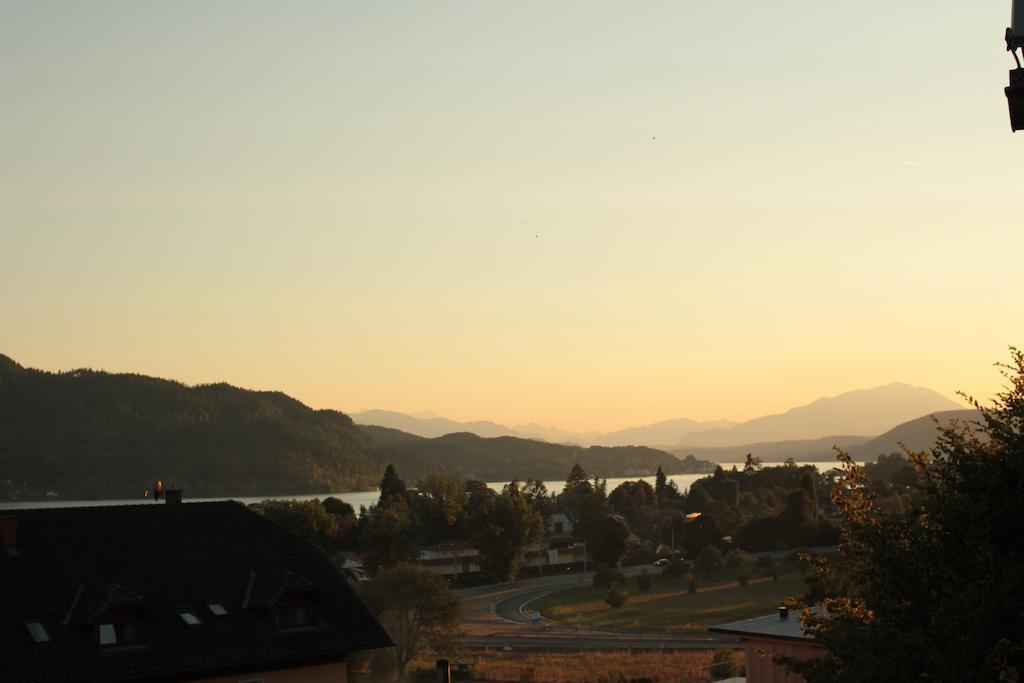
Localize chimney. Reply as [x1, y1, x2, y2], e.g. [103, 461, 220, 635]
[778, 606, 789, 619]
[0, 516, 18, 555]
[165, 489, 183, 505]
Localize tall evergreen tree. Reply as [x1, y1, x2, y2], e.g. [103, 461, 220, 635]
[655, 466, 668, 504]
[378, 463, 407, 506]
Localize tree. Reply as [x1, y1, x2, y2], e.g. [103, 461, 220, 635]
[464, 479, 496, 517]
[719, 478, 740, 508]
[563, 464, 591, 496]
[609, 480, 657, 538]
[637, 569, 652, 592]
[592, 564, 627, 589]
[605, 583, 628, 608]
[322, 496, 355, 521]
[676, 512, 725, 557]
[591, 514, 632, 567]
[781, 488, 815, 525]
[361, 495, 418, 572]
[254, 499, 343, 550]
[724, 548, 752, 586]
[686, 486, 712, 514]
[378, 464, 407, 506]
[467, 492, 545, 581]
[414, 475, 466, 542]
[520, 478, 550, 506]
[786, 349, 1024, 682]
[743, 452, 763, 474]
[695, 545, 723, 578]
[360, 563, 462, 678]
[798, 471, 820, 521]
[655, 466, 669, 504]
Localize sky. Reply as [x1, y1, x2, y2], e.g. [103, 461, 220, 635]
[2, 1, 1022, 432]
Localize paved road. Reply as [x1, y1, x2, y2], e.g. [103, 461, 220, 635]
[459, 546, 836, 630]
[455, 545, 837, 653]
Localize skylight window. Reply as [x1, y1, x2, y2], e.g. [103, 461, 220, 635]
[99, 623, 117, 645]
[25, 621, 50, 642]
[207, 603, 228, 616]
[178, 611, 202, 626]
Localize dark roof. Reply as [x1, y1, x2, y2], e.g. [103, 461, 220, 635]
[708, 609, 819, 643]
[0, 502, 392, 683]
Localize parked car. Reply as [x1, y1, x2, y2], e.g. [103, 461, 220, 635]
[653, 558, 670, 567]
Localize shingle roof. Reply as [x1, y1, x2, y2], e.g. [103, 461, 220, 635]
[708, 610, 818, 643]
[0, 501, 393, 682]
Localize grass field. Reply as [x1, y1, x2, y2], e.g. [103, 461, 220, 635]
[534, 572, 805, 634]
[406, 650, 741, 682]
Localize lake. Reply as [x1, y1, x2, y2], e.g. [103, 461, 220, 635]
[0, 461, 855, 511]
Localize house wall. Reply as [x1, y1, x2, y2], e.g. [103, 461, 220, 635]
[190, 660, 347, 683]
[742, 637, 823, 683]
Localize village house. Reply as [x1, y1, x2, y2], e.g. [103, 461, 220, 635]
[709, 607, 824, 683]
[0, 496, 392, 682]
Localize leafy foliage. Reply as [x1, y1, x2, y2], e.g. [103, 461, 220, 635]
[694, 545, 723, 578]
[786, 349, 1024, 682]
[591, 514, 632, 567]
[0, 356, 380, 498]
[360, 563, 462, 677]
[604, 583, 629, 608]
[253, 498, 352, 550]
[466, 491, 545, 581]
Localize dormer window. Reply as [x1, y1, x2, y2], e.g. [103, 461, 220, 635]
[178, 610, 202, 626]
[274, 595, 318, 631]
[278, 603, 309, 628]
[99, 623, 117, 645]
[96, 621, 140, 647]
[25, 621, 50, 643]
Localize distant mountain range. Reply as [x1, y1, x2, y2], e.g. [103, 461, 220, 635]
[671, 410, 982, 464]
[351, 410, 521, 440]
[354, 383, 963, 450]
[0, 355, 700, 500]
[673, 384, 963, 449]
[349, 409, 737, 446]
[847, 409, 981, 459]
[1, 352, 974, 500]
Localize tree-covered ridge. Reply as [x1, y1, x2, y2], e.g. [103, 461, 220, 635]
[0, 355, 706, 499]
[0, 355, 379, 498]
[366, 430, 703, 483]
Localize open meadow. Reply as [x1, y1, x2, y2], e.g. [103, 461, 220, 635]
[535, 571, 805, 634]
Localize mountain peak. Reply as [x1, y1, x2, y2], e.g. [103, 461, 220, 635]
[678, 384, 963, 448]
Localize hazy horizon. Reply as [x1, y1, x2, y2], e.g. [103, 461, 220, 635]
[3, 2, 1021, 432]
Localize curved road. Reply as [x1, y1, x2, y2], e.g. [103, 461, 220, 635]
[455, 547, 836, 650]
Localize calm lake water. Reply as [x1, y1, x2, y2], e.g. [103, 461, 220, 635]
[0, 461, 855, 511]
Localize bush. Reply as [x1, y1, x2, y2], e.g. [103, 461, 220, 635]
[605, 584, 629, 608]
[710, 648, 736, 677]
[593, 564, 627, 589]
[636, 569, 652, 592]
[661, 560, 690, 582]
[623, 541, 657, 566]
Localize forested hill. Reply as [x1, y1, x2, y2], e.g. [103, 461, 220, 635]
[0, 356, 698, 500]
[358, 427, 703, 483]
[0, 355, 381, 499]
